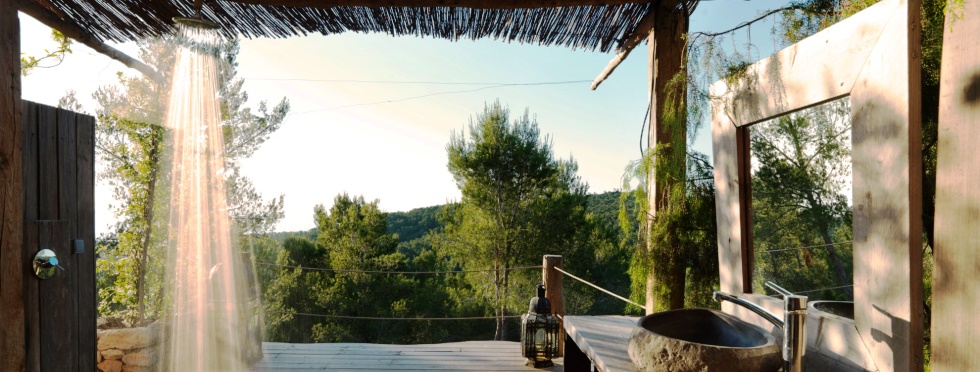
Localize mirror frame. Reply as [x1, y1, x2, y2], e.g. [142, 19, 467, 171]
[709, 0, 922, 370]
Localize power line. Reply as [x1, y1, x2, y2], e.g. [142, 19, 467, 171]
[289, 80, 591, 114]
[554, 267, 645, 310]
[255, 261, 542, 275]
[243, 78, 577, 86]
[267, 310, 522, 321]
[690, 5, 803, 41]
[791, 284, 853, 295]
[762, 240, 853, 253]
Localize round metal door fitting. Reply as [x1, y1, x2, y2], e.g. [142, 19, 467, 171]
[33, 249, 64, 279]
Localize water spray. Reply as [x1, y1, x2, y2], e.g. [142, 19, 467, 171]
[160, 2, 255, 370]
[172, 0, 223, 55]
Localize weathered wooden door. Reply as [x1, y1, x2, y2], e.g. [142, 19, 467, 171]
[21, 101, 96, 372]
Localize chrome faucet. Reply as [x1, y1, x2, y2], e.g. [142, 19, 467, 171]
[713, 283, 807, 372]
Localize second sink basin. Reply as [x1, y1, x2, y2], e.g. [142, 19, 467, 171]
[627, 308, 782, 371]
[809, 300, 854, 320]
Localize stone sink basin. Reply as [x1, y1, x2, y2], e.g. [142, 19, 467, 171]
[627, 308, 782, 372]
[809, 300, 854, 320]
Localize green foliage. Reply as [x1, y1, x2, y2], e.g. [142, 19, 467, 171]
[388, 205, 442, 243]
[442, 101, 595, 339]
[88, 114, 166, 323]
[621, 148, 718, 312]
[262, 194, 493, 344]
[21, 29, 72, 76]
[269, 189, 638, 325]
[388, 205, 442, 257]
[619, 23, 721, 311]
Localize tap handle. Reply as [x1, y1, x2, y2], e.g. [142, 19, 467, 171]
[765, 281, 794, 297]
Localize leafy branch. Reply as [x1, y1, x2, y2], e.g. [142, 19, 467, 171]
[21, 29, 73, 76]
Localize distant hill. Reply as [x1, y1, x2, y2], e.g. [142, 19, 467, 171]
[269, 191, 633, 245]
[386, 205, 443, 242]
[268, 228, 317, 243]
[587, 190, 633, 232]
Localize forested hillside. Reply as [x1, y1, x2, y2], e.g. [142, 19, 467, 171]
[268, 191, 631, 259]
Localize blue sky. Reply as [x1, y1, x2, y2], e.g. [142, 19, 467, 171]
[18, 1, 791, 233]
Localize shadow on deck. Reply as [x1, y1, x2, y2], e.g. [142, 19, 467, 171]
[252, 341, 564, 371]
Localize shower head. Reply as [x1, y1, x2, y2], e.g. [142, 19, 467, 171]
[173, 0, 223, 55]
[173, 12, 220, 30]
[174, 0, 219, 30]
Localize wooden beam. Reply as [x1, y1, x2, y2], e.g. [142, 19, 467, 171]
[590, 8, 656, 90]
[710, 88, 742, 297]
[849, 0, 922, 370]
[708, 0, 898, 127]
[16, 0, 163, 83]
[590, 0, 683, 90]
[931, 0, 980, 370]
[0, 0, 25, 370]
[230, 0, 650, 9]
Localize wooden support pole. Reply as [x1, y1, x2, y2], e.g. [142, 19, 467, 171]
[645, 1, 687, 314]
[543, 255, 564, 357]
[932, 0, 980, 370]
[0, 0, 25, 370]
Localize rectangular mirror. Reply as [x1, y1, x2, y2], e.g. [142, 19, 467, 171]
[749, 96, 853, 301]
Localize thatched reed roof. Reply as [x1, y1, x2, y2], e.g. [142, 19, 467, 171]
[21, 0, 656, 53]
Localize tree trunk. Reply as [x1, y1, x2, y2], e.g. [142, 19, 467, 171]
[818, 228, 853, 299]
[793, 252, 809, 292]
[667, 255, 686, 309]
[493, 261, 503, 341]
[501, 267, 509, 340]
[136, 130, 160, 322]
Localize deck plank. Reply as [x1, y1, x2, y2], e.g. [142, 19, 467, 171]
[562, 315, 638, 372]
[252, 341, 563, 371]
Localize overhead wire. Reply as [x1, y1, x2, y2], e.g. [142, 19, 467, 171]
[255, 261, 542, 275]
[244, 78, 573, 86]
[762, 240, 853, 253]
[790, 284, 854, 295]
[288, 80, 592, 114]
[266, 310, 523, 321]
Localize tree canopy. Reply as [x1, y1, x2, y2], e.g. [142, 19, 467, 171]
[443, 101, 591, 339]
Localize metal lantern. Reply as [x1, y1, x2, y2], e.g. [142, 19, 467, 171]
[521, 284, 560, 368]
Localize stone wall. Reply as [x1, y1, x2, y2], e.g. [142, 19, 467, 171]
[96, 324, 160, 372]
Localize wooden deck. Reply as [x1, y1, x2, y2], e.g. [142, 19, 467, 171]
[251, 341, 564, 371]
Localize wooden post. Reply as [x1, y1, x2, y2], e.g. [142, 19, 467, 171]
[0, 0, 25, 370]
[646, 1, 688, 313]
[932, 1, 980, 370]
[543, 255, 564, 357]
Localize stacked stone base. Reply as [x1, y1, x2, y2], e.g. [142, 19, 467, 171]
[96, 324, 160, 372]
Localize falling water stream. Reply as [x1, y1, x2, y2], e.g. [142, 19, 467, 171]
[160, 24, 249, 371]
